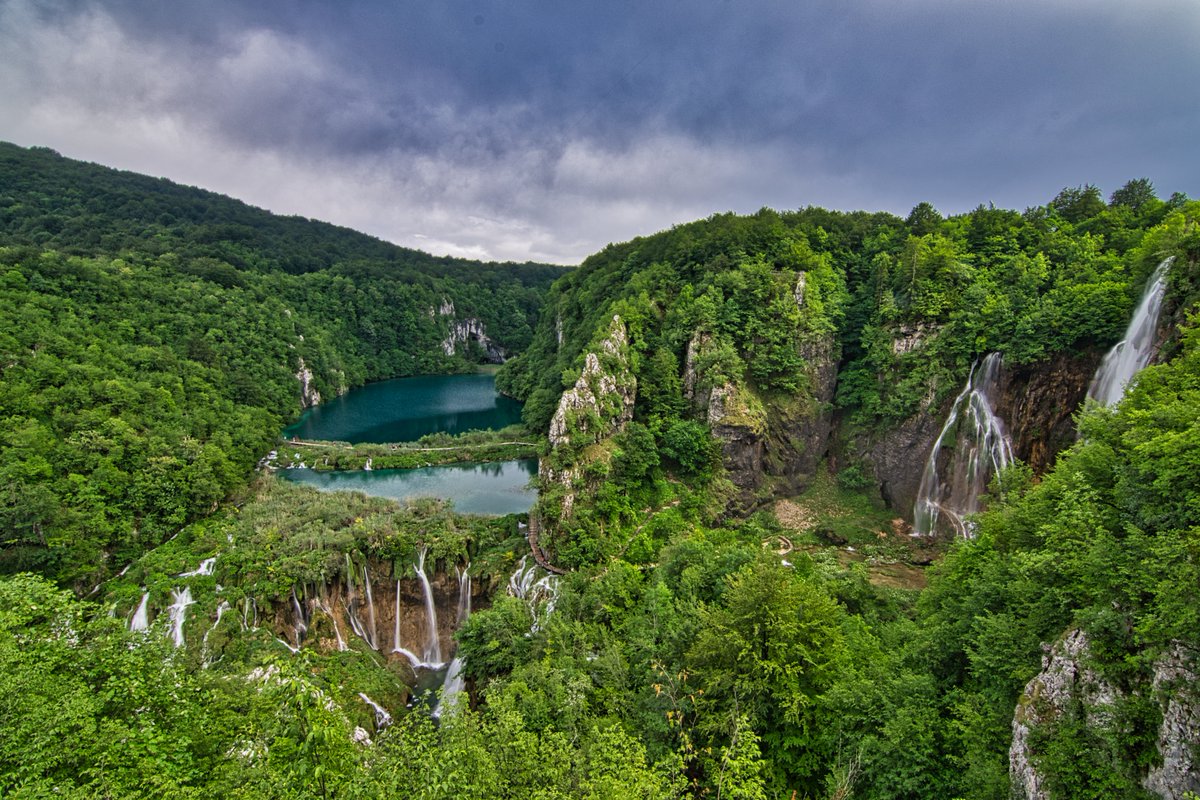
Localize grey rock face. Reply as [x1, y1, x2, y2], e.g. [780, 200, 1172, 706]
[1144, 644, 1200, 799]
[1010, 630, 1200, 800]
[296, 356, 321, 410]
[441, 317, 507, 363]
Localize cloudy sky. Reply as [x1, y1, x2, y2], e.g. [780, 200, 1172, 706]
[2, 0, 1197, 264]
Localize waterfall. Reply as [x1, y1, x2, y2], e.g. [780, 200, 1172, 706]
[913, 353, 1014, 538]
[414, 547, 442, 666]
[343, 554, 374, 648]
[434, 564, 472, 719]
[1087, 257, 1173, 407]
[202, 601, 231, 666]
[323, 600, 348, 652]
[129, 592, 150, 631]
[363, 563, 379, 650]
[507, 556, 560, 634]
[180, 557, 216, 577]
[291, 588, 308, 648]
[166, 587, 194, 647]
[358, 693, 393, 729]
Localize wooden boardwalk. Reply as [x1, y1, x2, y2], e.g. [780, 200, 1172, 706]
[524, 513, 566, 575]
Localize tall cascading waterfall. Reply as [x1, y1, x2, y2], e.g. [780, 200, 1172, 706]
[414, 547, 443, 666]
[129, 591, 150, 631]
[291, 588, 308, 648]
[434, 563, 472, 719]
[167, 587, 195, 647]
[202, 601, 232, 666]
[913, 353, 1014, 538]
[343, 554, 374, 648]
[1087, 257, 1174, 407]
[363, 563, 379, 650]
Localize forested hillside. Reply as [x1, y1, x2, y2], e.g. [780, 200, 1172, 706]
[0, 142, 566, 586]
[2, 143, 1199, 800]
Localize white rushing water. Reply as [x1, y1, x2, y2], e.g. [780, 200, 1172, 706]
[129, 591, 150, 631]
[202, 601, 232, 666]
[358, 693, 393, 729]
[363, 563, 379, 650]
[434, 564, 472, 719]
[508, 555, 560, 634]
[913, 353, 1014, 538]
[344, 554, 374, 649]
[1087, 257, 1173, 407]
[290, 588, 308, 649]
[179, 557, 216, 577]
[414, 547, 442, 666]
[167, 587, 195, 647]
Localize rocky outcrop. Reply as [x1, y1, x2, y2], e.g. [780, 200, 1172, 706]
[891, 322, 935, 355]
[546, 316, 635, 450]
[296, 357, 321, 409]
[1010, 630, 1120, 800]
[1010, 630, 1200, 800]
[684, 329, 839, 508]
[1145, 644, 1200, 799]
[992, 350, 1100, 474]
[540, 316, 636, 519]
[441, 317, 507, 364]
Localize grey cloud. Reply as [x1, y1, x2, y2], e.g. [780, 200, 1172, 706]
[1, 0, 1198, 264]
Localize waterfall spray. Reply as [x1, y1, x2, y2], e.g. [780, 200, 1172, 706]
[166, 587, 194, 648]
[129, 591, 150, 631]
[1088, 257, 1173, 407]
[914, 353, 1014, 537]
[414, 547, 442, 665]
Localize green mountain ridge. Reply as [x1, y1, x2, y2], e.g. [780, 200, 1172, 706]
[2, 144, 1199, 799]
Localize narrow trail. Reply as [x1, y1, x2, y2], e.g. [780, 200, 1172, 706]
[525, 513, 566, 575]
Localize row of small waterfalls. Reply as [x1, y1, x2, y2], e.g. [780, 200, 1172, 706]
[126, 546, 560, 720]
[913, 257, 1173, 537]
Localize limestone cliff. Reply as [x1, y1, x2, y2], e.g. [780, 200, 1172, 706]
[1010, 629, 1200, 799]
[296, 356, 321, 410]
[682, 327, 840, 508]
[992, 350, 1101, 474]
[539, 315, 636, 520]
[441, 317, 507, 364]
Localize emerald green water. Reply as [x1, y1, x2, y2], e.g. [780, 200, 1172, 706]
[280, 459, 538, 516]
[284, 373, 523, 443]
[280, 374, 536, 515]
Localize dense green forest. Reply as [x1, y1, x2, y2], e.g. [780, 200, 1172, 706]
[0, 142, 565, 586]
[2, 141, 1199, 799]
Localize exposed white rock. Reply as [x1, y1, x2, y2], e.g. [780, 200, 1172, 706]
[542, 316, 636, 518]
[892, 322, 934, 355]
[1145, 644, 1200, 799]
[441, 317, 506, 363]
[794, 271, 808, 308]
[547, 317, 634, 448]
[1011, 630, 1200, 800]
[296, 357, 321, 409]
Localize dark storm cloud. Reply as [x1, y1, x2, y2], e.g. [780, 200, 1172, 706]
[2, 0, 1197, 263]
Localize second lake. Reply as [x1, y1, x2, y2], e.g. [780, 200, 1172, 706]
[283, 373, 524, 443]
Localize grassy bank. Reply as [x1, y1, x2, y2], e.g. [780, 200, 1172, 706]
[269, 425, 541, 471]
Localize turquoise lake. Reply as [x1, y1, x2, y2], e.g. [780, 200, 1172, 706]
[280, 459, 538, 516]
[283, 373, 524, 443]
[280, 374, 536, 515]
